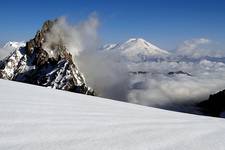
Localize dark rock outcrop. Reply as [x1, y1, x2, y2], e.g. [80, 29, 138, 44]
[0, 20, 95, 95]
[168, 71, 192, 76]
[129, 71, 149, 75]
[198, 90, 225, 117]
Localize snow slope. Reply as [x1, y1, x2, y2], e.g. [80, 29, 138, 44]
[0, 79, 225, 150]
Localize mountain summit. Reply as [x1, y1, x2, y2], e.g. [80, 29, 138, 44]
[103, 38, 169, 61]
[0, 20, 94, 95]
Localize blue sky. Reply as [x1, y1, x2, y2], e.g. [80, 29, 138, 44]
[0, 0, 225, 49]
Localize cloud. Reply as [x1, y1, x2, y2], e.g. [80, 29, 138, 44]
[180, 38, 210, 50]
[77, 50, 130, 101]
[43, 13, 130, 101]
[43, 13, 100, 58]
[126, 60, 225, 112]
[176, 38, 225, 58]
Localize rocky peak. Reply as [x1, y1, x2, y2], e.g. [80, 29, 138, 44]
[0, 19, 95, 95]
[26, 20, 54, 56]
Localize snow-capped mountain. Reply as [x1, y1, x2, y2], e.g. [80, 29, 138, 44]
[0, 20, 94, 95]
[102, 38, 170, 62]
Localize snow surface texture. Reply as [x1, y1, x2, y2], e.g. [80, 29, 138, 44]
[0, 79, 225, 150]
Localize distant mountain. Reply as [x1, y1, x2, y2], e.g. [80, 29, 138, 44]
[0, 20, 94, 95]
[3, 41, 25, 49]
[102, 38, 170, 62]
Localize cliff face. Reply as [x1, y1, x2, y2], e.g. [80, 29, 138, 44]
[0, 20, 95, 95]
[198, 90, 225, 117]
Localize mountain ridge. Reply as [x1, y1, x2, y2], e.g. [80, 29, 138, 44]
[3, 41, 25, 49]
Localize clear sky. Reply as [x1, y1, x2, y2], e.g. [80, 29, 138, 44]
[0, 0, 225, 49]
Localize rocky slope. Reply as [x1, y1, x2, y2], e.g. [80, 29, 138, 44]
[198, 90, 225, 118]
[0, 20, 94, 95]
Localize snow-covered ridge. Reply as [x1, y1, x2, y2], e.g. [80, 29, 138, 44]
[3, 41, 25, 49]
[0, 79, 225, 150]
[101, 43, 118, 50]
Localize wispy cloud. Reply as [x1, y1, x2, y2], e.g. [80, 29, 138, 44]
[176, 38, 225, 58]
[43, 12, 100, 58]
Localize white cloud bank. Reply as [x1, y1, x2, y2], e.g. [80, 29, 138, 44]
[127, 60, 225, 112]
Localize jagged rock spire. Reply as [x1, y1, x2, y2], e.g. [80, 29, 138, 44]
[0, 19, 95, 95]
